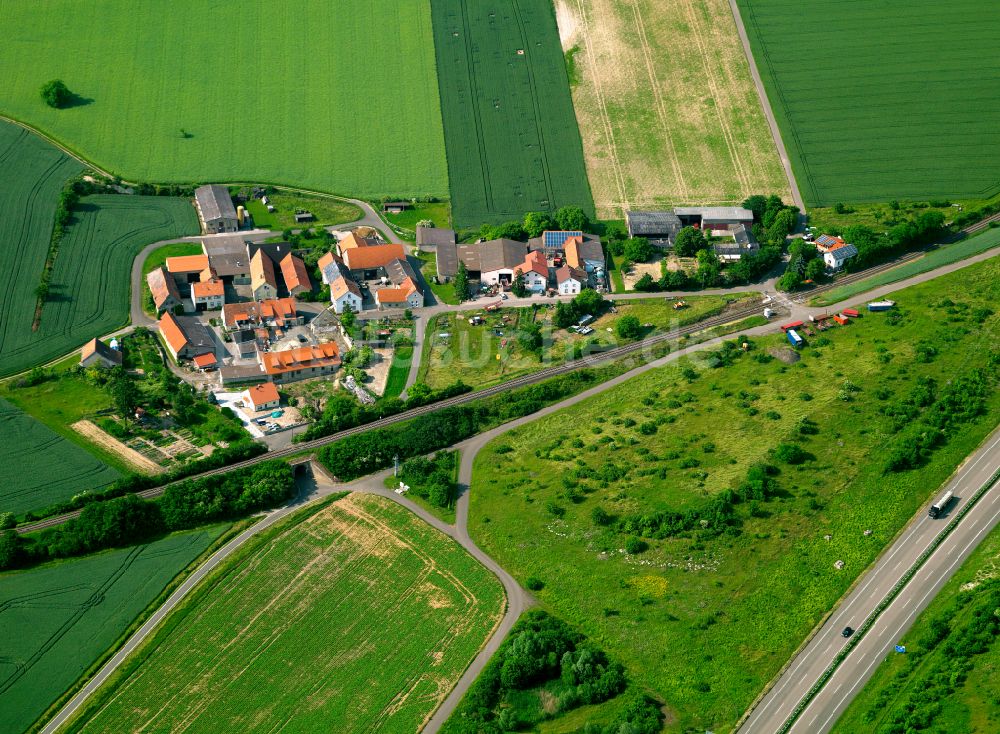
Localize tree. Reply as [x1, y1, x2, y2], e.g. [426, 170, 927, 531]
[453, 261, 469, 302]
[523, 211, 555, 238]
[804, 257, 826, 282]
[573, 288, 603, 316]
[554, 301, 576, 329]
[742, 194, 768, 221]
[107, 369, 140, 419]
[615, 315, 642, 340]
[555, 205, 589, 232]
[674, 226, 707, 257]
[511, 270, 528, 297]
[40, 79, 72, 108]
[696, 248, 721, 288]
[623, 237, 653, 263]
[35, 281, 50, 301]
[518, 323, 543, 353]
[406, 382, 432, 402]
[634, 273, 659, 292]
[339, 302, 356, 331]
[766, 208, 797, 244]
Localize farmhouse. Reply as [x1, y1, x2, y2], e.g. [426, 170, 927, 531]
[336, 230, 381, 257]
[279, 252, 311, 296]
[517, 249, 549, 293]
[244, 382, 280, 412]
[194, 185, 239, 234]
[538, 230, 583, 253]
[80, 338, 122, 369]
[190, 268, 225, 311]
[250, 250, 278, 300]
[712, 224, 760, 262]
[317, 251, 343, 285]
[165, 254, 211, 284]
[261, 342, 341, 383]
[159, 311, 216, 362]
[626, 211, 682, 244]
[146, 266, 182, 313]
[342, 244, 406, 275]
[562, 235, 605, 273]
[813, 234, 860, 270]
[331, 276, 363, 314]
[222, 298, 301, 331]
[555, 265, 586, 295]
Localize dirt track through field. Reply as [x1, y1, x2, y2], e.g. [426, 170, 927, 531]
[71, 420, 164, 475]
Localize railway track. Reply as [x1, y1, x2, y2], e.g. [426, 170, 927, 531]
[17, 304, 766, 535]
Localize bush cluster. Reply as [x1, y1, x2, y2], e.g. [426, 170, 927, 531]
[397, 451, 457, 508]
[1, 461, 295, 571]
[442, 610, 629, 734]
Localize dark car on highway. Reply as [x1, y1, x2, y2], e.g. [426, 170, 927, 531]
[842, 626, 854, 638]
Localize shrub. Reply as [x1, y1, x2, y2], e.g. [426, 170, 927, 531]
[526, 576, 545, 591]
[40, 79, 73, 108]
[773, 443, 809, 465]
[625, 536, 648, 554]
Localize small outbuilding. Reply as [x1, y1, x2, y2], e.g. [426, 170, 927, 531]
[244, 382, 281, 412]
[80, 338, 122, 369]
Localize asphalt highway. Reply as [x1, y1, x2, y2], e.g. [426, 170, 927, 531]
[737, 425, 1000, 734]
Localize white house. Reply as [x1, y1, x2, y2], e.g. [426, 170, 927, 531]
[330, 275, 363, 314]
[555, 265, 585, 295]
[823, 242, 859, 270]
[519, 250, 549, 293]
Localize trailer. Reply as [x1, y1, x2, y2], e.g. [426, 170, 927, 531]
[787, 329, 804, 347]
[842, 308, 861, 318]
[781, 320, 805, 332]
[833, 314, 849, 326]
[809, 313, 831, 323]
[929, 490, 955, 518]
[868, 300, 896, 312]
[485, 301, 503, 312]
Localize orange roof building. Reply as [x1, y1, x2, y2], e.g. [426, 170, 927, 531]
[165, 254, 210, 274]
[280, 253, 311, 295]
[245, 382, 280, 411]
[80, 338, 122, 369]
[250, 250, 278, 300]
[159, 312, 215, 361]
[192, 352, 218, 370]
[260, 342, 340, 382]
[343, 244, 406, 272]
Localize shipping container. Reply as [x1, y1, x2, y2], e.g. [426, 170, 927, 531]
[842, 308, 860, 318]
[787, 329, 804, 347]
[833, 314, 848, 325]
[781, 320, 805, 331]
[868, 300, 896, 312]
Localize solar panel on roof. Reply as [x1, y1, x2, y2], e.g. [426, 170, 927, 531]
[543, 230, 582, 248]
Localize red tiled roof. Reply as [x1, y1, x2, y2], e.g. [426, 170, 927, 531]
[280, 253, 311, 292]
[246, 381, 280, 409]
[146, 266, 181, 310]
[165, 254, 209, 273]
[261, 342, 340, 376]
[521, 249, 548, 278]
[192, 279, 224, 298]
[344, 244, 406, 271]
[159, 312, 188, 354]
[193, 352, 218, 368]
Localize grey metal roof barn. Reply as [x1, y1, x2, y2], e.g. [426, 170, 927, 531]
[416, 225, 457, 249]
[626, 211, 682, 239]
[195, 185, 238, 223]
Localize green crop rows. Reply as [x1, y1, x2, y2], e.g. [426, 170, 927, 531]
[0, 0, 448, 199]
[431, 0, 594, 226]
[68, 494, 504, 734]
[737, 0, 1000, 206]
[0, 527, 225, 734]
[0, 121, 82, 375]
[0, 398, 120, 516]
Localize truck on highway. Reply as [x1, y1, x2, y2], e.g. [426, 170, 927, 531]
[928, 489, 955, 518]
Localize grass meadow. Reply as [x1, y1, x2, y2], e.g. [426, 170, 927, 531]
[557, 0, 789, 218]
[0, 526, 227, 734]
[737, 0, 1000, 206]
[0, 1, 447, 199]
[67, 494, 505, 734]
[467, 260, 1000, 731]
[431, 0, 593, 226]
[0, 397, 120, 517]
[833, 524, 1000, 734]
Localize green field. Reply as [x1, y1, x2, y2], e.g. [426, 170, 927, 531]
[833, 524, 1000, 734]
[68, 494, 504, 734]
[0, 1, 447, 199]
[0, 526, 226, 734]
[467, 260, 1000, 731]
[0, 397, 120, 516]
[737, 0, 1000, 206]
[244, 192, 362, 231]
[0, 121, 82, 374]
[430, 0, 594, 226]
[811, 227, 1000, 306]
